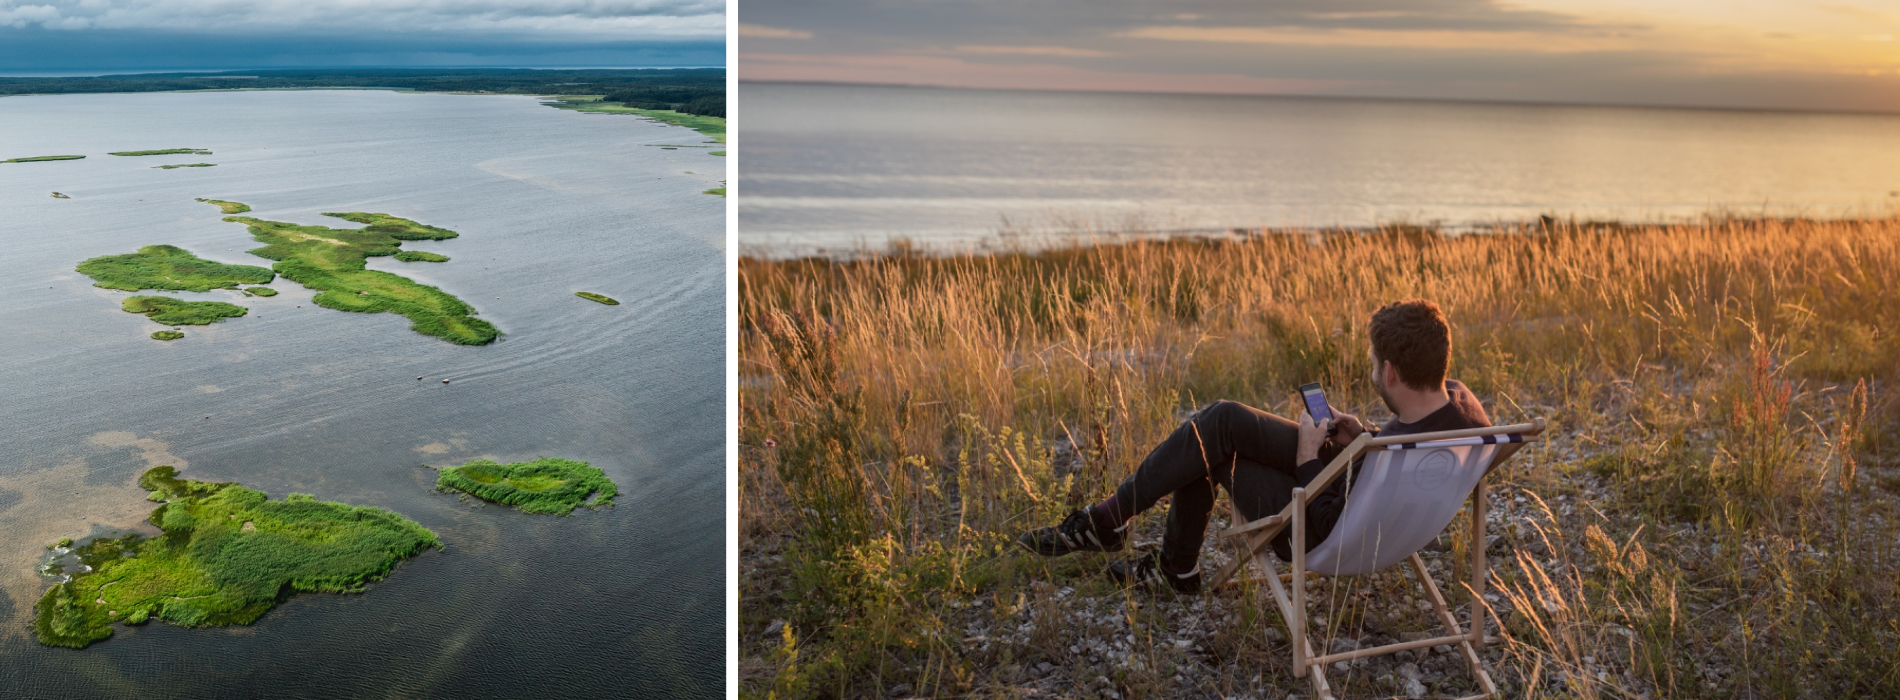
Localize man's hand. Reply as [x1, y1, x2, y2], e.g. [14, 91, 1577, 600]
[1296, 411, 1332, 464]
[1329, 411, 1366, 447]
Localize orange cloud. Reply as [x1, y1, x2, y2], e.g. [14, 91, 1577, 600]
[1117, 25, 1634, 54]
[739, 23, 813, 40]
[738, 52, 1369, 95]
[952, 45, 1110, 58]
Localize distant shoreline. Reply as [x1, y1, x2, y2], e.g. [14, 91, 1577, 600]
[0, 69, 724, 130]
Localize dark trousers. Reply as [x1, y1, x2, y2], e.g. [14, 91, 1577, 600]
[1104, 400, 1328, 572]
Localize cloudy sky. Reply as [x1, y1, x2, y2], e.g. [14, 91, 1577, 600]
[740, 0, 1900, 113]
[0, 0, 724, 72]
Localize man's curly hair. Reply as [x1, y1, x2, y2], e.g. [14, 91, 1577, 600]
[1368, 299, 1451, 391]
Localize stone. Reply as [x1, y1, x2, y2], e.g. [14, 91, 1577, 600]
[1404, 679, 1428, 698]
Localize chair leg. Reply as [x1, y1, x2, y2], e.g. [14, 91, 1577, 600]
[1260, 556, 1333, 700]
[1291, 487, 1307, 678]
[1470, 480, 1488, 650]
[1409, 553, 1499, 698]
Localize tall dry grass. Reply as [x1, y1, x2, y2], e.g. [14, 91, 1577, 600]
[740, 219, 1900, 699]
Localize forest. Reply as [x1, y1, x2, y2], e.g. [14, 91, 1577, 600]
[0, 68, 726, 117]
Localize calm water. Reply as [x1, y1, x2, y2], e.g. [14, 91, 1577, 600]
[0, 90, 724, 698]
[739, 82, 1900, 250]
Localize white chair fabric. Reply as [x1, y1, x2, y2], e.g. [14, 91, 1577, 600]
[1301, 440, 1504, 576]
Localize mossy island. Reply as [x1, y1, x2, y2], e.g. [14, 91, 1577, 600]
[206, 200, 498, 345]
[51, 192, 70, 199]
[242, 286, 277, 297]
[195, 198, 250, 214]
[4, 155, 84, 163]
[77, 244, 275, 292]
[436, 457, 618, 516]
[704, 187, 726, 197]
[122, 296, 247, 326]
[574, 291, 619, 305]
[155, 163, 216, 169]
[110, 149, 212, 156]
[150, 330, 185, 341]
[393, 251, 449, 263]
[34, 466, 439, 649]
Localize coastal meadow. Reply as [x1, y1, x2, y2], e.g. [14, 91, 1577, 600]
[738, 218, 1900, 699]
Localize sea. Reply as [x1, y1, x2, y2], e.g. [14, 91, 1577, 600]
[0, 90, 724, 698]
[738, 82, 1900, 252]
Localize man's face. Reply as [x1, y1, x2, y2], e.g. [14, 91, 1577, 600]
[1369, 348, 1396, 413]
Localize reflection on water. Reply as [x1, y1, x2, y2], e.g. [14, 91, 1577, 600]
[0, 90, 723, 699]
[739, 82, 1900, 250]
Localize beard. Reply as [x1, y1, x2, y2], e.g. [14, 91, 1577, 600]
[1374, 377, 1397, 414]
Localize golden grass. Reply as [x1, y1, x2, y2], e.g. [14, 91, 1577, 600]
[739, 218, 1900, 699]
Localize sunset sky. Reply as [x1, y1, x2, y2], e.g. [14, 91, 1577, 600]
[740, 0, 1900, 113]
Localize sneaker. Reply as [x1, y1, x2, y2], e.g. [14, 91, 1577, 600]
[1017, 508, 1125, 556]
[1107, 551, 1202, 594]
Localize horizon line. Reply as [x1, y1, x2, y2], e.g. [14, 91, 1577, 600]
[739, 77, 1900, 119]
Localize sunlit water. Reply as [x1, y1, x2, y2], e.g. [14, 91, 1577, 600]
[0, 90, 724, 699]
[739, 82, 1900, 251]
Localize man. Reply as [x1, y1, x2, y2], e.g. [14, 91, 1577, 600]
[1017, 299, 1490, 593]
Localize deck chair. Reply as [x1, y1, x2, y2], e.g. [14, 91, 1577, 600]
[1208, 419, 1545, 700]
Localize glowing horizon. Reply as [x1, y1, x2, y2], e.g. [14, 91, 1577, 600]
[739, 1, 1900, 113]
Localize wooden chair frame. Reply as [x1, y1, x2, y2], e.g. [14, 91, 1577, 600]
[1209, 419, 1544, 700]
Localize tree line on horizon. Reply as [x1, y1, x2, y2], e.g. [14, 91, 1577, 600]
[0, 68, 725, 116]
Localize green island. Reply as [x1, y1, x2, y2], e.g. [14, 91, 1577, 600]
[436, 457, 618, 516]
[155, 163, 216, 169]
[51, 192, 69, 199]
[711, 151, 726, 156]
[242, 286, 277, 297]
[77, 244, 275, 292]
[704, 187, 726, 197]
[122, 296, 247, 325]
[34, 466, 439, 649]
[574, 291, 620, 305]
[393, 250, 449, 263]
[150, 330, 185, 341]
[4, 155, 85, 163]
[207, 200, 498, 345]
[547, 96, 726, 143]
[195, 198, 250, 214]
[110, 149, 212, 156]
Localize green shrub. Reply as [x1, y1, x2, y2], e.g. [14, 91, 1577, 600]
[33, 466, 439, 648]
[437, 457, 618, 515]
[207, 202, 498, 345]
[122, 296, 246, 325]
[78, 244, 274, 292]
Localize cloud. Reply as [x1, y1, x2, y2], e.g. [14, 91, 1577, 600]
[740, 23, 812, 40]
[740, 51, 1364, 95]
[953, 45, 1109, 58]
[1117, 25, 1635, 53]
[0, 0, 723, 39]
[736, 0, 1900, 112]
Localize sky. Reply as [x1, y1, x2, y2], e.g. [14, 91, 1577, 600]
[0, 0, 725, 72]
[739, 0, 1900, 113]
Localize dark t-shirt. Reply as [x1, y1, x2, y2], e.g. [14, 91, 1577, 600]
[1274, 379, 1491, 560]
